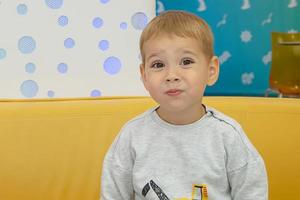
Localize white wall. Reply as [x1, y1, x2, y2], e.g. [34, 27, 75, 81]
[0, 0, 155, 98]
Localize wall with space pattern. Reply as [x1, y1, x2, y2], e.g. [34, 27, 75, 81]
[157, 0, 300, 96]
[0, 0, 155, 98]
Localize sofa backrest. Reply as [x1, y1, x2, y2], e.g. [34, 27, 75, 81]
[0, 97, 299, 200]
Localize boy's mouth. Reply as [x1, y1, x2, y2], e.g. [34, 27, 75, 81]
[165, 89, 183, 96]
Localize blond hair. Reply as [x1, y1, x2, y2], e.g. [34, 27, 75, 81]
[139, 10, 214, 63]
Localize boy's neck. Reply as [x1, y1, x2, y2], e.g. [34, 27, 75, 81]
[156, 104, 206, 125]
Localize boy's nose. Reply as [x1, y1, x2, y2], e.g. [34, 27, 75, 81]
[165, 68, 180, 82]
[166, 77, 180, 82]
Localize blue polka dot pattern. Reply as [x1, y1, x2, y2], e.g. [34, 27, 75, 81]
[98, 40, 109, 51]
[47, 90, 55, 97]
[57, 63, 68, 73]
[45, 0, 63, 9]
[25, 63, 36, 73]
[90, 89, 101, 97]
[58, 16, 68, 27]
[0, 48, 7, 60]
[0, 1, 155, 98]
[120, 22, 128, 30]
[64, 38, 75, 49]
[103, 56, 122, 75]
[17, 4, 28, 15]
[20, 80, 39, 98]
[18, 36, 36, 54]
[99, 0, 110, 4]
[93, 17, 104, 28]
[131, 12, 148, 30]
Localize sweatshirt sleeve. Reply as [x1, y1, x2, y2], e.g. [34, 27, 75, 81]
[225, 125, 268, 200]
[228, 157, 268, 200]
[100, 126, 135, 200]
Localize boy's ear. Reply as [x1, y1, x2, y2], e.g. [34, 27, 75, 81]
[140, 64, 149, 91]
[139, 64, 145, 81]
[207, 56, 220, 86]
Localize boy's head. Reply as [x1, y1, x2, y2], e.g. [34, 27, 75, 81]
[140, 10, 214, 64]
[139, 10, 219, 124]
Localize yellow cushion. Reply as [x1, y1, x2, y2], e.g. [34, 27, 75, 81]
[0, 97, 299, 200]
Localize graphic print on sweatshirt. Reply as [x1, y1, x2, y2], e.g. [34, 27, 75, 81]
[142, 180, 208, 200]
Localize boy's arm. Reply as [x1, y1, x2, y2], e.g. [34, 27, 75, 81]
[228, 157, 268, 200]
[100, 127, 134, 200]
[101, 158, 134, 200]
[225, 125, 268, 200]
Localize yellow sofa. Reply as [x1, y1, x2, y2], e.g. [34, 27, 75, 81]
[0, 97, 299, 200]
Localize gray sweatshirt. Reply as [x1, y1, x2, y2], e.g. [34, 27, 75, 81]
[101, 106, 268, 200]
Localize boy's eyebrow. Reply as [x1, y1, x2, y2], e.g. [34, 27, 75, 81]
[145, 51, 165, 61]
[145, 49, 200, 61]
[180, 49, 198, 56]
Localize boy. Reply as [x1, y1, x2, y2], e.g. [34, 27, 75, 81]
[101, 10, 268, 200]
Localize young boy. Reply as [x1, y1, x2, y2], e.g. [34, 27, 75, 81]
[101, 11, 268, 200]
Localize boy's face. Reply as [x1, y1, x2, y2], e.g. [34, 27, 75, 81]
[140, 34, 219, 115]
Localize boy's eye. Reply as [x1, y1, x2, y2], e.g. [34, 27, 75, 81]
[181, 58, 194, 65]
[151, 62, 165, 69]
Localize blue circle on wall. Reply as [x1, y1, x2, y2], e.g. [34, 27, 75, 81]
[64, 38, 75, 48]
[98, 40, 109, 51]
[103, 56, 122, 75]
[131, 12, 148, 30]
[25, 63, 36, 73]
[57, 63, 68, 73]
[0, 48, 7, 60]
[17, 4, 28, 15]
[58, 15, 68, 26]
[20, 80, 39, 98]
[18, 36, 36, 54]
[93, 17, 103, 28]
[99, 0, 110, 4]
[47, 90, 55, 97]
[45, 0, 63, 9]
[90, 90, 101, 97]
[120, 22, 128, 30]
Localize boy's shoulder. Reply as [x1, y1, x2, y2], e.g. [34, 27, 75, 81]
[121, 107, 156, 130]
[205, 105, 243, 133]
[205, 105, 259, 154]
